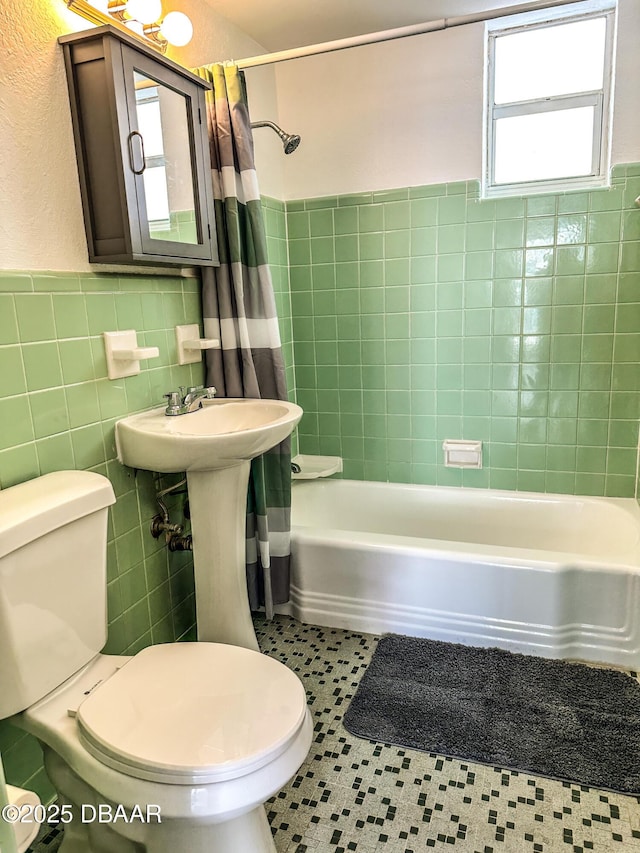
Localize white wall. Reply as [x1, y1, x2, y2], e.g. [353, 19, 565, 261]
[256, 0, 640, 200]
[171, 3, 285, 201]
[608, 0, 640, 166]
[0, 0, 278, 272]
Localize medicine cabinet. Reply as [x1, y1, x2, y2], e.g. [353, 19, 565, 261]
[59, 25, 218, 266]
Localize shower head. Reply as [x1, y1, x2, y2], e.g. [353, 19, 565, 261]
[250, 120, 301, 155]
[282, 132, 301, 155]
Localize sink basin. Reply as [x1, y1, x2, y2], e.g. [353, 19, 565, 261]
[115, 397, 303, 651]
[115, 398, 303, 473]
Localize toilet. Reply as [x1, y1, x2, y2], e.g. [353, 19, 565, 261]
[0, 471, 312, 853]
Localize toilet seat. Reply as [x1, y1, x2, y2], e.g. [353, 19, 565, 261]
[76, 643, 308, 785]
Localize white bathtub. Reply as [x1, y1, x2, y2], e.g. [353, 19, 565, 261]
[282, 479, 640, 669]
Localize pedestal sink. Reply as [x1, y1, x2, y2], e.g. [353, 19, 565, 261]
[115, 399, 302, 651]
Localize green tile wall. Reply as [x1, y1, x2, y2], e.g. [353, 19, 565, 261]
[0, 269, 203, 800]
[285, 165, 640, 497]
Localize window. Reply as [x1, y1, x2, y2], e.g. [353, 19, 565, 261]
[135, 82, 171, 230]
[484, 1, 616, 197]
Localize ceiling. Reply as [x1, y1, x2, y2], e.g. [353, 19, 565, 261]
[202, 0, 546, 53]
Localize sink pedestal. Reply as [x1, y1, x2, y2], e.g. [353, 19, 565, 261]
[115, 398, 303, 653]
[187, 462, 260, 651]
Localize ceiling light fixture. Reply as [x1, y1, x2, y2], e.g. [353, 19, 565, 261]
[65, 0, 193, 53]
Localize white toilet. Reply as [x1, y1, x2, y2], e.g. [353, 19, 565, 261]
[0, 471, 312, 853]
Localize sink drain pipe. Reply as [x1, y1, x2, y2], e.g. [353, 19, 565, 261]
[151, 478, 192, 550]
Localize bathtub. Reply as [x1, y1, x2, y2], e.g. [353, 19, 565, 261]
[282, 480, 640, 669]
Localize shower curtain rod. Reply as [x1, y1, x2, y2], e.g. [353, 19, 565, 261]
[234, 0, 587, 69]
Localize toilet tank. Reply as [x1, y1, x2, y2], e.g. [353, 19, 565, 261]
[0, 471, 116, 719]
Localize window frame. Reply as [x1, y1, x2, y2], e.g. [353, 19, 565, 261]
[135, 85, 172, 230]
[483, 0, 617, 198]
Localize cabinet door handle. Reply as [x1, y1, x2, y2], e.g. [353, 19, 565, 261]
[127, 131, 146, 175]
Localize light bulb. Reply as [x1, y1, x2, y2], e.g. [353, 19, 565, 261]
[160, 11, 193, 46]
[125, 0, 162, 25]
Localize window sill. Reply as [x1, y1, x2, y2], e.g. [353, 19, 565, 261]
[482, 173, 611, 200]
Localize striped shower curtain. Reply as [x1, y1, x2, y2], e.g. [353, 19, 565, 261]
[195, 62, 291, 619]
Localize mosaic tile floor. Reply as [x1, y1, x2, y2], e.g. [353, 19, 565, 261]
[27, 615, 640, 852]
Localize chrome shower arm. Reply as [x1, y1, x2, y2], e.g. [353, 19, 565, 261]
[250, 120, 301, 154]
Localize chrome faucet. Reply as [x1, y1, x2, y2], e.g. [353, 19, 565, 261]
[164, 385, 217, 416]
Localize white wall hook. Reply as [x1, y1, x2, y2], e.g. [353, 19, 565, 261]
[104, 330, 160, 380]
[112, 346, 159, 361]
[176, 324, 220, 365]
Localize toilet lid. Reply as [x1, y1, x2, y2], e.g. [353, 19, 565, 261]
[76, 643, 307, 785]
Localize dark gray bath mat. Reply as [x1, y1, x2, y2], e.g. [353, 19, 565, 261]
[343, 635, 640, 794]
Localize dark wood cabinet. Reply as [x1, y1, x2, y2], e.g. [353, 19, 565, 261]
[59, 25, 218, 267]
